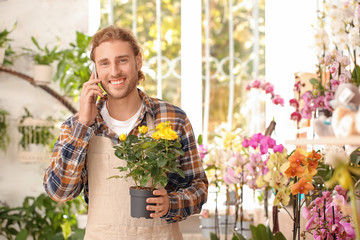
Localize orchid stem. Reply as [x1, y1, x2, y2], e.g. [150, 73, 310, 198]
[349, 184, 360, 240]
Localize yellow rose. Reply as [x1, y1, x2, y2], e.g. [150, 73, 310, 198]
[119, 133, 127, 141]
[160, 128, 178, 140]
[156, 121, 171, 131]
[138, 125, 149, 134]
[152, 131, 161, 140]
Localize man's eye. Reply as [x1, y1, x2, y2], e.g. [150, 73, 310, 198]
[100, 62, 108, 66]
[120, 59, 127, 63]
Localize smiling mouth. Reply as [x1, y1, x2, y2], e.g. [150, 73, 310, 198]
[110, 78, 125, 85]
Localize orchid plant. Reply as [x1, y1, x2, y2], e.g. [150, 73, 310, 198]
[290, 0, 360, 123]
[302, 185, 356, 240]
[246, 79, 285, 107]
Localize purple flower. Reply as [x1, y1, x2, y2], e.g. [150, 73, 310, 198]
[272, 94, 284, 106]
[260, 144, 268, 155]
[264, 83, 274, 94]
[289, 98, 299, 109]
[223, 167, 238, 185]
[273, 144, 284, 153]
[313, 96, 325, 108]
[290, 111, 302, 122]
[198, 144, 208, 161]
[302, 91, 313, 102]
[251, 133, 264, 143]
[242, 138, 250, 148]
[293, 81, 301, 92]
[301, 104, 313, 119]
[250, 79, 262, 88]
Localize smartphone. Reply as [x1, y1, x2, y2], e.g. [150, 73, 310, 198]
[91, 62, 99, 103]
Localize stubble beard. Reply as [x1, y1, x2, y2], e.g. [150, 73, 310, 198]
[103, 69, 139, 100]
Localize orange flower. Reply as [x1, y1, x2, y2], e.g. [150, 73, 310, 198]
[285, 163, 305, 178]
[291, 177, 314, 195]
[307, 150, 321, 169]
[288, 149, 307, 166]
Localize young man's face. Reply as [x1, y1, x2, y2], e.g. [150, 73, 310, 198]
[94, 40, 142, 100]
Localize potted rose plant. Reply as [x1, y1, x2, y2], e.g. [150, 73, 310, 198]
[22, 36, 61, 85]
[110, 121, 185, 218]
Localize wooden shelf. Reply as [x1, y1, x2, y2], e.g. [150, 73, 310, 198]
[285, 136, 360, 146]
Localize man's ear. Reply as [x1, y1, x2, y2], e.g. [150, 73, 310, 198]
[136, 52, 142, 70]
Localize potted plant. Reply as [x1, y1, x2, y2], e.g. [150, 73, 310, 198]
[17, 108, 56, 152]
[0, 22, 16, 66]
[0, 108, 10, 152]
[55, 31, 92, 101]
[22, 36, 61, 85]
[110, 122, 185, 218]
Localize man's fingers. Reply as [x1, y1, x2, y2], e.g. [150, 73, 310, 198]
[146, 197, 164, 204]
[83, 78, 101, 87]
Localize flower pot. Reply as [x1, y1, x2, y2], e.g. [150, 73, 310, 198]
[33, 64, 52, 85]
[129, 186, 155, 219]
[0, 47, 5, 66]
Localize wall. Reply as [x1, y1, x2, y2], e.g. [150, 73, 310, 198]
[0, 0, 89, 207]
[265, 0, 318, 148]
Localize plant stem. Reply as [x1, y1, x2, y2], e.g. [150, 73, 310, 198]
[349, 184, 360, 240]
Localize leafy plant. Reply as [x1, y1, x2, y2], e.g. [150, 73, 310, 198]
[3, 44, 16, 66]
[111, 122, 185, 189]
[55, 31, 92, 100]
[0, 22, 16, 48]
[0, 108, 10, 152]
[22, 36, 61, 65]
[0, 193, 85, 240]
[17, 107, 55, 150]
[226, 224, 286, 240]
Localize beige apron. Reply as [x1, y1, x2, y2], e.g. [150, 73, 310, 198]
[84, 114, 183, 240]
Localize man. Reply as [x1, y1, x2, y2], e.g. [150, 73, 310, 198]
[43, 25, 208, 240]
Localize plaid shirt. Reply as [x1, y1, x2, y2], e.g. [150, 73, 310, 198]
[43, 88, 208, 223]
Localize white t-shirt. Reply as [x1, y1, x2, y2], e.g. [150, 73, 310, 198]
[100, 103, 143, 136]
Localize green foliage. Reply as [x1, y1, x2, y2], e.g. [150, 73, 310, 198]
[0, 193, 85, 240]
[0, 108, 10, 152]
[55, 31, 92, 101]
[231, 224, 286, 240]
[17, 108, 55, 150]
[111, 126, 185, 189]
[0, 22, 16, 48]
[3, 44, 16, 66]
[22, 36, 61, 65]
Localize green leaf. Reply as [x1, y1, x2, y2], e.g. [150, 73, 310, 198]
[15, 229, 28, 240]
[140, 175, 150, 187]
[142, 141, 151, 149]
[250, 224, 269, 240]
[175, 168, 185, 178]
[210, 232, 219, 240]
[158, 157, 167, 167]
[274, 232, 287, 240]
[61, 221, 72, 240]
[232, 231, 247, 240]
[197, 134, 203, 145]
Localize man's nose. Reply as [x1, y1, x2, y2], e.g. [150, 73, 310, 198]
[111, 63, 122, 76]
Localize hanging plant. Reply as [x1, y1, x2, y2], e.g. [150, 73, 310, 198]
[17, 108, 55, 151]
[0, 108, 10, 152]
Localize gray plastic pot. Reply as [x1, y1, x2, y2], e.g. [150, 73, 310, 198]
[129, 186, 155, 219]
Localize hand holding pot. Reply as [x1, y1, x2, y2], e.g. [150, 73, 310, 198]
[146, 189, 170, 218]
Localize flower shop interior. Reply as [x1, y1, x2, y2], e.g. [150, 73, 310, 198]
[1, 0, 360, 239]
